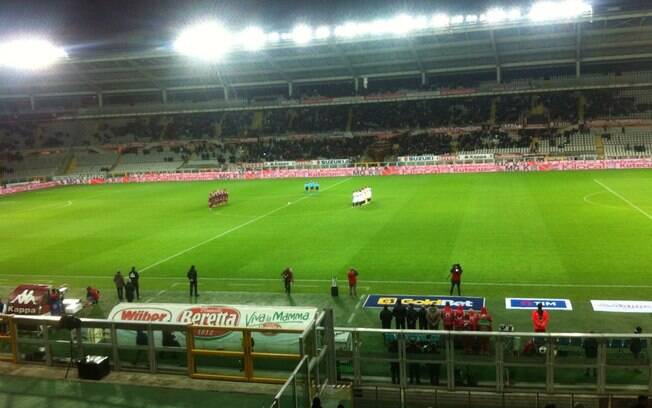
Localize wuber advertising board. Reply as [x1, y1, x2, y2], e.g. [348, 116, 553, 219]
[108, 303, 318, 352]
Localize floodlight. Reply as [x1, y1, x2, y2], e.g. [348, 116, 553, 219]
[465, 15, 478, 24]
[315, 25, 331, 40]
[450, 15, 465, 25]
[366, 19, 390, 35]
[388, 14, 415, 35]
[529, 0, 592, 21]
[431, 14, 450, 28]
[280, 32, 293, 41]
[507, 8, 522, 20]
[174, 21, 232, 61]
[334, 22, 358, 38]
[291, 24, 313, 45]
[0, 38, 67, 70]
[413, 15, 429, 30]
[267, 32, 281, 43]
[238, 26, 266, 51]
[485, 8, 508, 24]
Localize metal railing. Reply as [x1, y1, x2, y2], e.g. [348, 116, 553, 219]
[333, 328, 652, 396]
[1, 313, 649, 408]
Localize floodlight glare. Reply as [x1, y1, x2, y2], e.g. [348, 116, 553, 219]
[451, 15, 465, 25]
[334, 22, 358, 38]
[388, 14, 415, 35]
[529, 0, 592, 21]
[315, 26, 331, 40]
[238, 26, 266, 51]
[0, 38, 67, 70]
[465, 15, 478, 24]
[413, 15, 429, 30]
[267, 32, 281, 43]
[431, 14, 450, 28]
[291, 24, 313, 45]
[507, 8, 522, 20]
[174, 21, 232, 61]
[485, 8, 508, 24]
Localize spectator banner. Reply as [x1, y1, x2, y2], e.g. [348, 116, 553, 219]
[264, 161, 296, 168]
[457, 153, 495, 161]
[590, 300, 652, 313]
[505, 298, 573, 311]
[363, 294, 485, 311]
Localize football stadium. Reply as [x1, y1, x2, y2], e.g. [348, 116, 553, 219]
[0, 1, 651, 407]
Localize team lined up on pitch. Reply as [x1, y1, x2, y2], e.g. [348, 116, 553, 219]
[352, 187, 373, 206]
[208, 189, 229, 208]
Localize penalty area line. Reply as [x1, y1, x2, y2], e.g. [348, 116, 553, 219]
[140, 177, 351, 273]
[594, 179, 652, 221]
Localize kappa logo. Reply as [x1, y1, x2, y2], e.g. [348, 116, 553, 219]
[13, 289, 37, 305]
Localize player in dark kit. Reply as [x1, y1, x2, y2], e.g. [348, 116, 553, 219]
[448, 263, 463, 296]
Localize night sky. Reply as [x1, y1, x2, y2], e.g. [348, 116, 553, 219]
[0, 0, 646, 55]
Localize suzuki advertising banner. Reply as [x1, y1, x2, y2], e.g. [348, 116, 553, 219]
[363, 295, 485, 311]
[108, 303, 318, 352]
[505, 298, 573, 311]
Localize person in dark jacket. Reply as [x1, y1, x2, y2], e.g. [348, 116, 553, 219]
[406, 340, 421, 384]
[125, 279, 135, 303]
[113, 271, 125, 301]
[388, 340, 399, 384]
[406, 304, 419, 330]
[630, 326, 643, 360]
[417, 306, 428, 330]
[582, 333, 598, 377]
[187, 265, 198, 297]
[380, 305, 393, 329]
[393, 302, 407, 330]
[128, 266, 140, 300]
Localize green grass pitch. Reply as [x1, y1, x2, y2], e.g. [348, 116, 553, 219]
[0, 169, 650, 333]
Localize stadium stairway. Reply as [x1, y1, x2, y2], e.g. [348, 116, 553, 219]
[595, 135, 606, 159]
[109, 153, 123, 172]
[251, 110, 264, 130]
[346, 106, 354, 132]
[490, 97, 497, 125]
[62, 155, 77, 175]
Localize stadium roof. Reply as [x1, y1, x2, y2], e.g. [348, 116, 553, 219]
[1, 7, 652, 100]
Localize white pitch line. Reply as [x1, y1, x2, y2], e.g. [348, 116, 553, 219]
[347, 294, 366, 324]
[594, 179, 652, 221]
[140, 177, 352, 273]
[145, 289, 167, 303]
[3, 274, 652, 289]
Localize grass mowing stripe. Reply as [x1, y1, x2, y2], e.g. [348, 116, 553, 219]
[594, 179, 652, 220]
[140, 177, 352, 273]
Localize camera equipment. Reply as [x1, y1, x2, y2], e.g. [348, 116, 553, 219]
[59, 314, 82, 379]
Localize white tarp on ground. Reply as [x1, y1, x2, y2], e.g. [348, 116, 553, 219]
[107, 303, 318, 352]
[591, 300, 652, 313]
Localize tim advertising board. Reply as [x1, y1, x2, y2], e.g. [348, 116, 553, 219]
[108, 303, 318, 352]
[364, 295, 485, 311]
[505, 298, 573, 311]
